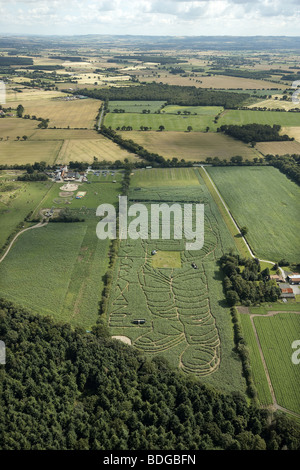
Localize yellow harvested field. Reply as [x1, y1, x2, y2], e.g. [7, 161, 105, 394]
[6, 88, 63, 103]
[30, 129, 100, 140]
[0, 140, 62, 165]
[120, 131, 260, 161]
[141, 74, 286, 90]
[0, 117, 38, 140]
[249, 97, 300, 110]
[256, 140, 300, 156]
[9, 97, 101, 129]
[56, 136, 138, 164]
[281, 127, 300, 142]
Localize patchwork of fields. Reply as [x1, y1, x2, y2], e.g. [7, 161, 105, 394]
[206, 166, 300, 263]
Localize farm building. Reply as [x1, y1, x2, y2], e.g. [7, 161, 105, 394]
[287, 274, 300, 285]
[270, 274, 285, 283]
[279, 283, 296, 299]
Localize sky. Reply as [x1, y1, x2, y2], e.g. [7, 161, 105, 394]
[0, 0, 299, 37]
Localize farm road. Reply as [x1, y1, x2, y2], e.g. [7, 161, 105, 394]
[0, 222, 48, 265]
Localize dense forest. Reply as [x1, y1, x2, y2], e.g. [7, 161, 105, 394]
[266, 154, 300, 186]
[220, 253, 281, 306]
[0, 57, 33, 67]
[218, 124, 293, 143]
[1, 299, 299, 450]
[75, 83, 249, 109]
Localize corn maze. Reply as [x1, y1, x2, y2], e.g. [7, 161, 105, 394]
[107, 172, 232, 377]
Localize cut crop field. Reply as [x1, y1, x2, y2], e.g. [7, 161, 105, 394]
[0, 179, 122, 329]
[121, 131, 260, 161]
[107, 167, 246, 393]
[13, 97, 101, 129]
[280, 126, 300, 142]
[207, 166, 300, 263]
[56, 135, 137, 164]
[255, 140, 300, 156]
[140, 73, 286, 90]
[0, 140, 63, 166]
[254, 313, 300, 414]
[218, 109, 300, 127]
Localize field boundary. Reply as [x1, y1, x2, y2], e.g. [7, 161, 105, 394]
[238, 307, 300, 417]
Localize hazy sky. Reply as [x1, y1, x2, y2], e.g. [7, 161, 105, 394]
[0, 0, 299, 36]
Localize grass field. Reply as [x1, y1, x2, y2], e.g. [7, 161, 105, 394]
[0, 179, 122, 329]
[107, 167, 245, 394]
[122, 131, 260, 161]
[207, 166, 300, 263]
[105, 112, 217, 132]
[254, 313, 300, 414]
[280, 126, 300, 142]
[131, 167, 201, 187]
[152, 250, 182, 268]
[108, 101, 166, 113]
[239, 313, 273, 406]
[0, 179, 53, 248]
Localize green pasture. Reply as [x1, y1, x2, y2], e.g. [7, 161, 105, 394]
[108, 101, 166, 113]
[239, 313, 273, 406]
[104, 112, 217, 132]
[254, 313, 300, 414]
[131, 167, 201, 187]
[0, 179, 53, 249]
[161, 105, 223, 115]
[207, 166, 300, 263]
[152, 251, 182, 268]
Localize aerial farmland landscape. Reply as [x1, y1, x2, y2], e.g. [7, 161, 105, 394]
[0, 0, 299, 457]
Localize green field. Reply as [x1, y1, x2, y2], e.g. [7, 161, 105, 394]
[104, 112, 217, 132]
[107, 167, 245, 393]
[108, 101, 166, 113]
[0, 179, 121, 329]
[0, 178, 53, 249]
[254, 313, 300, 414]
[239, 313, 273, 406]
[161, 105, 223, 116]
[152, 250, 182, 268]
[207, 166, 300, 263]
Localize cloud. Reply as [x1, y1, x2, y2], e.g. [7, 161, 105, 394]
[0, 0, 299, 35]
